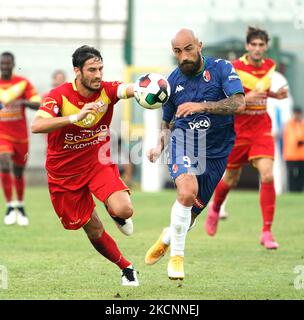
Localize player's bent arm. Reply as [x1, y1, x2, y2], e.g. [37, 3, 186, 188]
[31, 115, 76, 133]
[244, 90, 267, 104]
[31, 102, 100, 133]
[203, 93, 245, 115]
[176, 93, 245, 117]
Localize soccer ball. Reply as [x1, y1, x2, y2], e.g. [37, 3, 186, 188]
[134, 73, 171, 109]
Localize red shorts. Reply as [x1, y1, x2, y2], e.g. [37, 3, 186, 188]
[48, 163, 129, 230]
[227, 133, 274, 169]
[0, 139, 28, 166]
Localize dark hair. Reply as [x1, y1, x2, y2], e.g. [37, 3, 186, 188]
[246, 26, 269, 44]
[1, 51, 15, 63]
[72, 45, 102, 69]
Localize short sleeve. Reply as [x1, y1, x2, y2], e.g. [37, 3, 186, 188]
[36, 89, 62, 118]
[24, 79, 41, 103]
[218, 60, 244, 97]
[162, 98, 176, 123]
[162, 75, 176, 123]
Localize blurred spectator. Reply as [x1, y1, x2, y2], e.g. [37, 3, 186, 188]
[0, 51, 41, 226]
[51, 69, 66, 88]
[43, 70, 67, 99]
[283, 107, 304, 192]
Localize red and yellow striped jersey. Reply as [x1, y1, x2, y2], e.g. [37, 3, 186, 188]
[37, 80, 121, 177]
[0, 75, 40, 142]
[233, 55, 276, 138]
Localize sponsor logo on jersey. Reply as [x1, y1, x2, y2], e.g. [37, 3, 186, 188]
[175, 85, 184, 93]
[63, 124, 108, 149]
[41, 97, 57, 111]
[172, 164, 179, 174]
[230, 66, 236, 73]
[188, 116, 211, 130]
[228, 74, 240, 81]
[203, 70, 211, 82]
[53, 106, 59, 115]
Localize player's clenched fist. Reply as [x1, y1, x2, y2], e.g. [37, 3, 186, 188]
[77, 101, 106, 121]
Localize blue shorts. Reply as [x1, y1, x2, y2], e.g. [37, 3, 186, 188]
[167, 128, 229, 215]
[168, 156, 227, 215]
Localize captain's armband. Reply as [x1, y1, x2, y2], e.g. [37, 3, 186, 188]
[117, 83, 130, 99]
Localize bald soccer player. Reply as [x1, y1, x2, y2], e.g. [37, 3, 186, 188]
[144, 28, 245, 280]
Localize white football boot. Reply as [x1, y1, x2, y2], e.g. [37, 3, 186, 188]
[4, 206, 17, 225]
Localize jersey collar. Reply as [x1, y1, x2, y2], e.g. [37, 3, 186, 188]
[240, 54, 265, 66]
[72, 79, 78, 91]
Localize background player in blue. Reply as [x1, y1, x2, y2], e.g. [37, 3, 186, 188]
[144, 28, 245, 280]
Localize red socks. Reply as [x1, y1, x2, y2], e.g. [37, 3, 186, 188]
[260, 181, 276, 232]
[1, 172, 13, 203]
[213, 180, 231, 212]
[212, 179, 276, 232]
[89, 231, 131, 270]
[1, 173, 25, 203]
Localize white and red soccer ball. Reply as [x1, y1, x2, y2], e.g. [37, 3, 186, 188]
[134, 73, 171, 109]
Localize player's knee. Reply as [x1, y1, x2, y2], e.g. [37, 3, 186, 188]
[85, 225, 104, 240]
[13, 166, 24, 179]
[113, 203, 133, 219]
[261, 172, 274, 183]
[177, 190, 196, 207]
[225, 174, 240, 188]
[0, 157, 11, 172]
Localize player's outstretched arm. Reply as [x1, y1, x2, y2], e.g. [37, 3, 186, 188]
[117, 83, 135, 99]
[146, 121, 171, 163]
[31, 102, 101, 133]
[176, 93, 245, 117]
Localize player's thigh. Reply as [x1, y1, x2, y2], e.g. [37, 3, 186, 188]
[88, 164, 129, 202]
[12, 142, 28, 167]
[105, 190, 133, 219]
[252, 157, 274, 183]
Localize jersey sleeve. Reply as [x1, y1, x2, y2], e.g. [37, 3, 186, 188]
[162, 98, 176, 123]
[36, 89, 62, 118]
[103, 81, 122, 105]
[162, 76, 176, 123]
[24, 79, 41, 103]
[218, 60, 244, 97]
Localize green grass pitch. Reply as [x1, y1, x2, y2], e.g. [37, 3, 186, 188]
[0, 187, 304, 300]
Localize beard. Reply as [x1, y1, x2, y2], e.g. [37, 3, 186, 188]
[80, 76, 101, 92]
[178, 54, 202, 77]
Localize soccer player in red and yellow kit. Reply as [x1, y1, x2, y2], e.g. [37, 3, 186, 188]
[0, 52, 41, 226]
[31, 45, 138, 286]
[205, 27, 288, 249]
